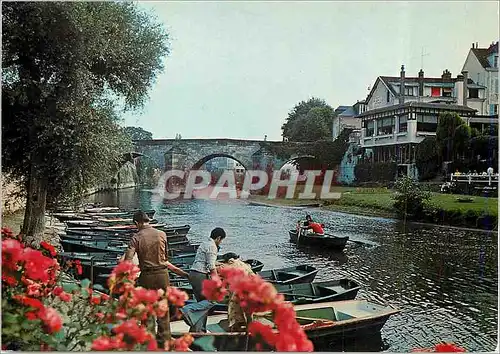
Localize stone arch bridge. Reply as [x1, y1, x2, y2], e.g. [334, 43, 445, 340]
[132, 132, 352, 177]
[132, 138, 315, 172]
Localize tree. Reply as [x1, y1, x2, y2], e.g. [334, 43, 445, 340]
[435, 112, 468, 161]
[124, 126, 153, 140]
[281, 97, 334, 141]
[2, 2, 169, 245]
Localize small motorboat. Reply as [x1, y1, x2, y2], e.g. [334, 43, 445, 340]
[258, 265, 318, 285]
[289, 230, 349, 250]
[170, 299, 400, 350]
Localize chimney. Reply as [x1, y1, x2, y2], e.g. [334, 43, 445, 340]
[399, 64, 405, 105]
[462, 70, 468, 107]
[418, 69, 424, 97]
[441, 69, 452, 80]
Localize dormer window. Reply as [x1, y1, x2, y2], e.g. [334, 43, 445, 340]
[469, 88, 479, 99]
[405, 87, 415, 96]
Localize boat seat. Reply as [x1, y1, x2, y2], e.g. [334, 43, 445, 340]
[207, 322, 227, 334]
[334, 310, 354, 321]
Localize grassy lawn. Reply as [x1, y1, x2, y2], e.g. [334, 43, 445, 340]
[249, 184, 498, 218]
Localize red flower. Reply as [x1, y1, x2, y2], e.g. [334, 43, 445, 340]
[2, 273, 18, 287]
[40, 241, 57, 257]
[91, 296, 101, 305]
[13, 295, 45, 311]
[2, 238, 24, 271]
[58, 292, 72, 302]
[91, 335, 126, 351]
[166, 286, 189, 308]
[202, 275, 227, 302]
[74, 260, 83, 275]
[39, 307, 62, 334]
[147, 339, 158, 351]
[434, 343, 466, 352]
[248, 321, 276, 346]
[52, 286, 63, 296]
[25, 311, 39, 321]
[113, 320, 152, 344]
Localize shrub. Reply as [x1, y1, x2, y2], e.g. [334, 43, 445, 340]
[392, 176, 431, 218]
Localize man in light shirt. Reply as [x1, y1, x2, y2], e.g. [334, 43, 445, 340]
[189, 227, 226, 302]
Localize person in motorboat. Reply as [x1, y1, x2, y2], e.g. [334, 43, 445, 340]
[215, 252, 254, 332]
[123, 211, 189, 346]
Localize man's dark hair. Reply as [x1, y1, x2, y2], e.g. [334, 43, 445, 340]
[133, 210, 150, 223]
[210, 227, 226, 240]
[220, 252, 239, 263]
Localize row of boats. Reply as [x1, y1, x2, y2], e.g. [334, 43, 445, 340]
[52, 204, 400, 350]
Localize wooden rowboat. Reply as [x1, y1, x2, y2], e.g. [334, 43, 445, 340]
[65, 224, 191, 237]
[183, 278, 361, 312]
[60, 237, 192, 254]
[170, 299, 400, 349]
[59, 232, 189, 245]
[289, 230, 349, 250]
[258, 265, 318, 285]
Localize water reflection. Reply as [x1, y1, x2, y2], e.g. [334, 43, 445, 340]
[88, 189, 498, 352]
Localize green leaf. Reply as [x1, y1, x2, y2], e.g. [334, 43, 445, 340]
[80, 279, 91, 289]
[3, 312, 19, 324]
[62, 282, 79, 293]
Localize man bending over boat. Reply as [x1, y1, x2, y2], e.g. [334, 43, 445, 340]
[123, 211, 189, 347]
[215, 252, 254, 332]
[297, 215, 325, 235]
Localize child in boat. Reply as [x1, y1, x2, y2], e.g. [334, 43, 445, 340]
[215, 252, 254, 332]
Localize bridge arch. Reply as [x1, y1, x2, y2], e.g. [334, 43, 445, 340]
[191, 153, 249, 171]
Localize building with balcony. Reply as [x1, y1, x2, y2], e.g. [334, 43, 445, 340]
[357, 64, 498, 177]
[462, 41, 499, 116]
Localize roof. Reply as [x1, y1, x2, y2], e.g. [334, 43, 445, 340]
[357, 101, 476, 118]
[335, 106, 351, 114]
[471, 42, 498, 69]
[338, 106, 356, 117]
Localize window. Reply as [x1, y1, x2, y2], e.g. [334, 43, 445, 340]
[365, 120, 374, 137]
[431, 87, 440, 97]
[442, 88, 452, 97]
[492, 77, 499, 94]
[405, 87, 415, 96]
[468, 88, 479, 99]
[399, 115, 408, 132]
[495, 56, 498, 68]
[386, 89, 390, 103]
[493, 104, 499, 115]
[417, 114, 438, 132]
[377, 117, 395, 135]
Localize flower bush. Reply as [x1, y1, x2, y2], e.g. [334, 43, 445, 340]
[1, 227, 192, 351]
[202, 267, 315, 351]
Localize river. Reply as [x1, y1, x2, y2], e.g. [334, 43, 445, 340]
[88, 188, 498, 352]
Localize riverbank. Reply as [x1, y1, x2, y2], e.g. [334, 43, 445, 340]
[249, 186, 498, 230]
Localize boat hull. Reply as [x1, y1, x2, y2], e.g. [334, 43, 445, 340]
[289, 230, 348, 250]
[258, 265, 318, 285]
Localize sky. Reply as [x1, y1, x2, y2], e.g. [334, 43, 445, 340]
[121, 1, 499, 141]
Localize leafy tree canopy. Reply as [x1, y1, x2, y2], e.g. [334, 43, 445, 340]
[281, 97, 334, 142]
[2, 2, 169, 241]
[124, 126, 153, 141]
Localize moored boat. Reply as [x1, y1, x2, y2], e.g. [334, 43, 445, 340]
[183, 278, 361, 312]
[258, 265, 318, 285]
[289, 230, 349, 250]
[64, 224, 191, 237]
[170, 299, 400, 349]
[59, 232, 189, 245]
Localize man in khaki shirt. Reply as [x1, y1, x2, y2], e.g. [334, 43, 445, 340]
[124, 211, 188, 346]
